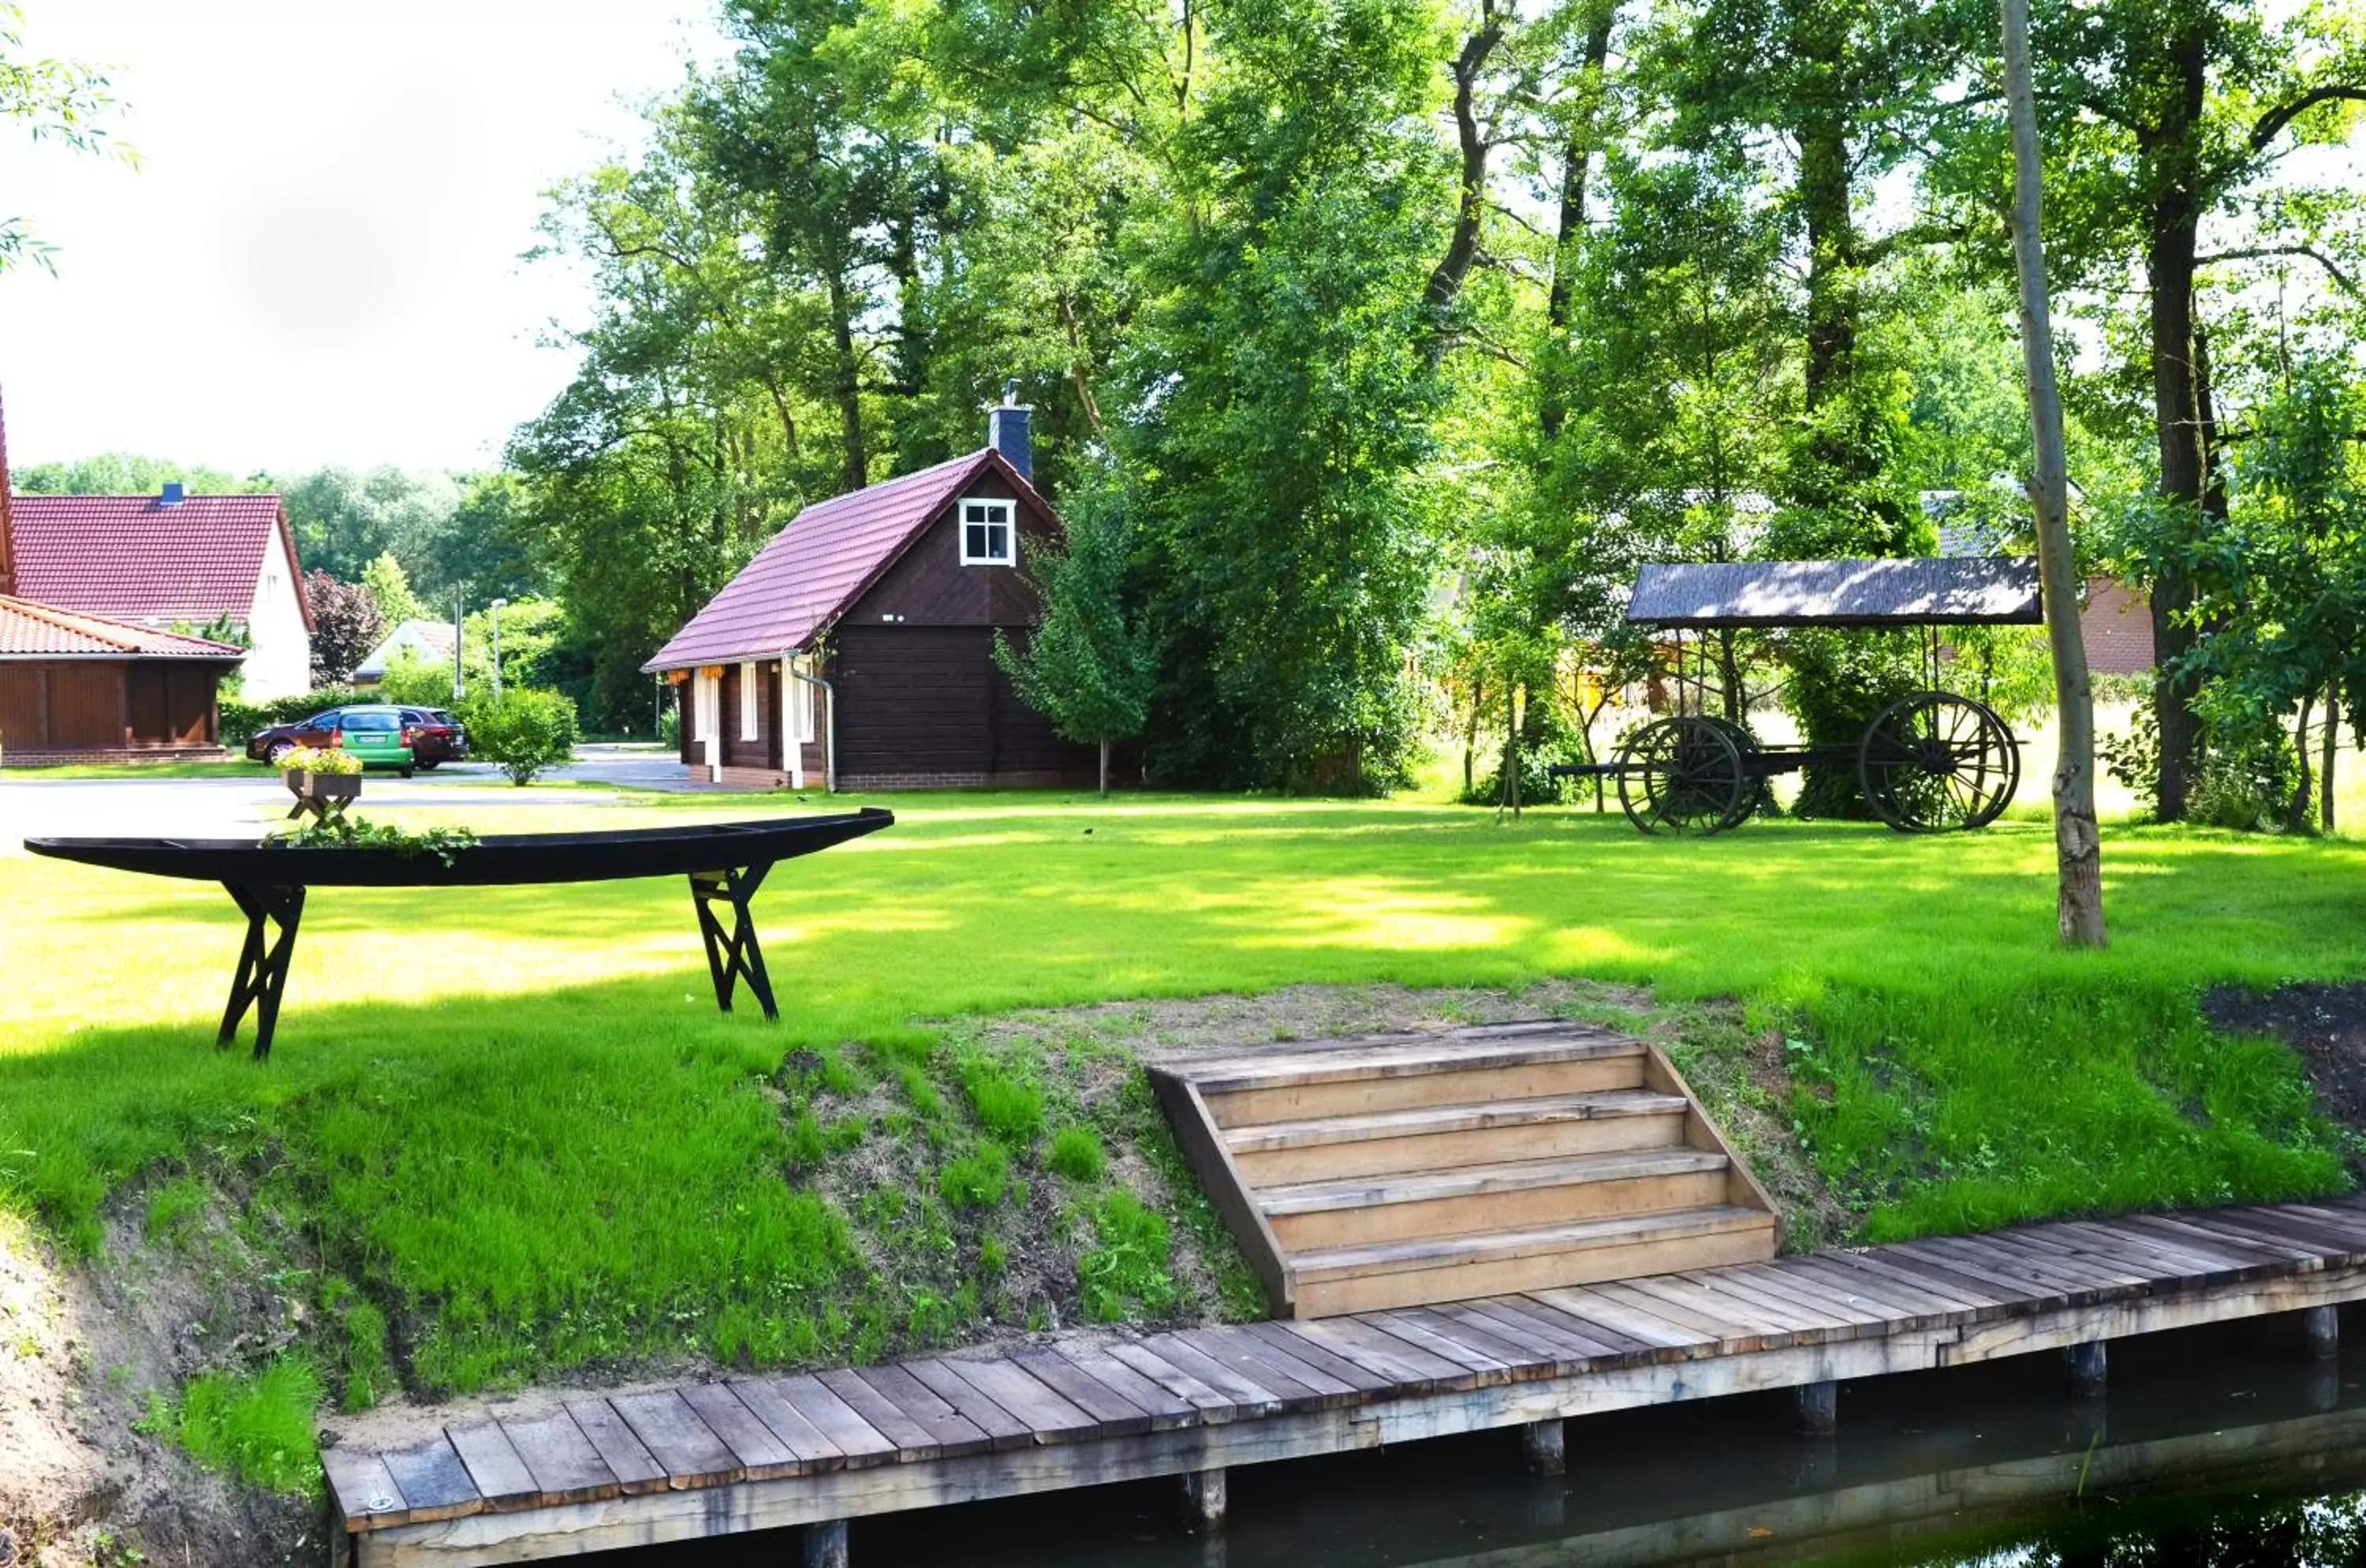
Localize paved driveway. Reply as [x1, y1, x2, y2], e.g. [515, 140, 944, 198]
[0, 745, 714, 846]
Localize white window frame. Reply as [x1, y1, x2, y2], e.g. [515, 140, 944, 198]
[738, 661, 759, 740]
[958, 498, 1017, 566]
[785, 656, 816, 744]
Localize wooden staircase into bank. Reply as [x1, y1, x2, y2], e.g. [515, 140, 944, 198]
[1150, 1021, 1778, 1317]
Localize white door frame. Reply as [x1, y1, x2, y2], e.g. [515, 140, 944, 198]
[697, 670, 722, 782]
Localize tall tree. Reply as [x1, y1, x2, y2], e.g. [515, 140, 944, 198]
[992, 479, 1154, 796]
[2001, 0, 2105, 946]
[0, 2, 127, 274]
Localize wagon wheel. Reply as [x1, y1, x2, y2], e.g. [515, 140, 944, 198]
[1857, 693, 2020, 833]
[1700, 716, 1765, 827]
[1617, 716, 1748, 836]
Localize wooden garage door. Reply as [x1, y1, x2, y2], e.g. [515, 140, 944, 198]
[834, 626, 991, 774]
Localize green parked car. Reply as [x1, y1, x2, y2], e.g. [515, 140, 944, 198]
[330, 709, 416, 776]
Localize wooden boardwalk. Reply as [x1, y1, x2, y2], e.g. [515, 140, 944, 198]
[328, 1196, 2366, 1567]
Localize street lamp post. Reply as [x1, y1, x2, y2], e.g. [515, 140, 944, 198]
[490, 598, 508, 703]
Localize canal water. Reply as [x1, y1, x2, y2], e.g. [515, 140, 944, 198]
[620, 1312, 2366, 1567]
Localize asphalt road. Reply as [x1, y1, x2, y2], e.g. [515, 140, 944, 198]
[0, 745, 710, 846]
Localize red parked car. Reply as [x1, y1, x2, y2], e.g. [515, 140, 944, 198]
[395, 706, 470, 768]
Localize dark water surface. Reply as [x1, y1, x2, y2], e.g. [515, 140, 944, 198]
[614, 1313, 2366, 1567]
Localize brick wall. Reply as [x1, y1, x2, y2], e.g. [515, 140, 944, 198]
[2081, 577, 2155, 676]
[1, 743, 230, 767]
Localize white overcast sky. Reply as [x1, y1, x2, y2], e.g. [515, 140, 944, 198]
[0, 0, 726, 474]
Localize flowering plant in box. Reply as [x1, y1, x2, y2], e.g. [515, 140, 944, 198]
[282, 745, 363, 776]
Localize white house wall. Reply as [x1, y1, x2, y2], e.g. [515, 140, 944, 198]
[242, 528, 312, 700]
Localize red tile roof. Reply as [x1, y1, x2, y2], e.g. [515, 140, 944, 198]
[0, 593, 248, 659]
[8, 493, 310, 629]
[644, 449, 1051, 670]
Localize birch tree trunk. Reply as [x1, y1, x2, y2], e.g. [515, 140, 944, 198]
[2002, 0, 2107, 946]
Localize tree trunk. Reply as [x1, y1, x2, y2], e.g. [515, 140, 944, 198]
[2290, 689, 2317, 834]
[2323, 689, 2339, 834]
[2143, 29, 2209, 822]
[1420, 7, 1505, 367]
[2003, 0, 2106, 946]
[1539, 4, 1615, 441]
[1099, 734, 1111, 799]
[824, 267, 867, 493]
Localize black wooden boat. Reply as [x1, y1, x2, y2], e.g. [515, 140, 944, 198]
[24, 809, 895, 1058]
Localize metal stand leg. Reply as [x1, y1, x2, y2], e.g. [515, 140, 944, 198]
[690, 862, 777, 1020]
[220, 882, 305, 1061]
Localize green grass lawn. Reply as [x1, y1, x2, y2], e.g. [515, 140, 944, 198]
[3, 790, 2362, 1403]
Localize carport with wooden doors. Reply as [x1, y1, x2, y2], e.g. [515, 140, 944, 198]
[0, 594, 244, 763]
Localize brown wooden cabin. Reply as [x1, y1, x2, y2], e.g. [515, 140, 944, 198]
[645, 401, 1098, 791]
[0, 594, 244, 763]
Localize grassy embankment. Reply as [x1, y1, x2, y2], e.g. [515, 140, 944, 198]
[2, 787, 2363, 1493]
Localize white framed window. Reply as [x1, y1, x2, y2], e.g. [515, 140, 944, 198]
[692, 673, 716, 741]
[738, 661, 759, 740]
[785, 658, 817, 743]
[959, 498, 1016, 566]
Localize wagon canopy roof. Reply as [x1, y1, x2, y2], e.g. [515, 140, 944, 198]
[1626, 557, 2043, 629]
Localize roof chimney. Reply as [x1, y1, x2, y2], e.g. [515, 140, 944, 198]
[160, 480, 185, 507]
[0, 382, 14, 597]
[987, 380, 1032, 482]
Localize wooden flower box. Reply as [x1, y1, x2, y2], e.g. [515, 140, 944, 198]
[284, 768, 362, 823]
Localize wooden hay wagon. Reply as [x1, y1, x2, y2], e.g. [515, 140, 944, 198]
[1565, 558, 2043, 837]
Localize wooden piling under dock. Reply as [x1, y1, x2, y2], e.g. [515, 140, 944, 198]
[327, 1197, 2366, 1567]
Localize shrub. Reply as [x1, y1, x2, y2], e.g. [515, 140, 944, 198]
[457, 688, 580, 785]
[939, 1141, 1010, 1209]
[378, 649, 460, 707]
[220, 685, 363, 749]
[1047, 1126, 1105, 1182]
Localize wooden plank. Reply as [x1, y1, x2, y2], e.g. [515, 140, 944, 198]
[1775, 1256, 1979, 1323]
[1648, 1272, 1838, 1337]
[1175, 1327, 1351, 1409]
[940, 1357, 1101, 1443]
[1006, 1347, 1153, 1435]
[2095, 1215, 2288, 1270]
[1359, 1310, 1517, 1383]
[1149, 1071, 1296, 1315]
[377, 1436, 484, 1525]
[1135, 1334, 1288, 1418]
[1450, 1297, 1614, 1363]
[494, 1413, 620, 1508]
[1287, 1315, 1467, 1391]
[1495, 1294, 1662, 1358]
[1047, 1345, 1202, 1430]
[1723, 1260, 1916, 1326]
[2224, 1206, 2366, 1257]
[1412, 1302, 1571, 1372]
[1528, 1286, 1717, 1351]
[813, 1368, 947, 1458]
[1959, 1232, 2156, 1294]
[1692, 1266, 1887, 1332]
[721, 1378, 842, 1470]
[1241, 1320, 1398, 1396]
[1834, 1248, 2030, 1311]
[774, 1375, 899, 1465]
[609, 1391, 741, 1488]
[2034, 1220, 2249, 1286]
[844, 1365, 994, 1458]
[903, 1359, 1036, 1449]
[1896, 1235, 2106, 1302]
[677, 1383, 804, 1481]
[1103, 1340, 1241, 1424]
[2155, 1210, 2338, 1264]
[323, 1448, 409, 1528]
[1587, 1279, 1764, 1346]
[564, 1401, 669, 1496]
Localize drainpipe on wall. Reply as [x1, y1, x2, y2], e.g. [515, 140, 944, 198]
[787, 659, 836, 793]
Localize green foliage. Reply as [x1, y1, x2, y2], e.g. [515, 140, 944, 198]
[269, 816, 479, 867]
[1077, 1192, 1177, 1323]
[1045, 1126, 1104, 1182]
[456, 688, 580, 784]
[939, 1141, 1011, 1210]
[320, 1276, 392, 1413]
[992, 478, 1153, 793]
[362, 551, 424, 628]
[168, 1355, 325, 1497]
[2099, 703, 2163, 822]
[1781, 631, 1925, 819]
[306, 569, 385, 689]
[378, 649, 460, 707]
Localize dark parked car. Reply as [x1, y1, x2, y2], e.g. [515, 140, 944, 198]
[246, 704, 440, 775]
[396, 706, 469, 768]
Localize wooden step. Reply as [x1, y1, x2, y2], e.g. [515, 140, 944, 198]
[1190, 1032, 1647, 1127]
[1225, 1090, 1691, 1185]
[1289, 1205, 1780, 1318]
[1258, 1148, 1734, 1250]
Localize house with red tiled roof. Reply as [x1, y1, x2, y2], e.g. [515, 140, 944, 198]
[9, 486, 312, 700]
[0, 391, 247, 762]
[643, 398, 1096, 790]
